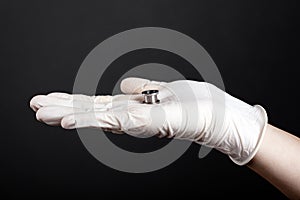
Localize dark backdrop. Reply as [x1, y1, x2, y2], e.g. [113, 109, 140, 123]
[1, 0, 298, 198]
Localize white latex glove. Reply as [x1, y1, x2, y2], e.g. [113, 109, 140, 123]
[30, 78, 267, 165]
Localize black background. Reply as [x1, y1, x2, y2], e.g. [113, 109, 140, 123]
[1, 0, 298, 198]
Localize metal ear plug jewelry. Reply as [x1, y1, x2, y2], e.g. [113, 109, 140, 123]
[142, 90, 160, 104]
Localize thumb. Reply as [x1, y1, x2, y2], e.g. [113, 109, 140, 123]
[120, 77, 166, 94]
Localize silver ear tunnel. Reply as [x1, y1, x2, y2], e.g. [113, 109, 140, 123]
[142, 90, 160, 104]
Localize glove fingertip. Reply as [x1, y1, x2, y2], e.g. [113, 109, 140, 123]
[120, 77, 150, 94]
[30, 95, 47, 112]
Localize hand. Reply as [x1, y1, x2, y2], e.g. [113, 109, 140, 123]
[30, 77, 267, 165]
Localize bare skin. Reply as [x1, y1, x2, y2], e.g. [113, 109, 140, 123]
[248, 124, 300, 199]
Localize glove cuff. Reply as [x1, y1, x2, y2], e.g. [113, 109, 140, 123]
[229, 105, 268, 165]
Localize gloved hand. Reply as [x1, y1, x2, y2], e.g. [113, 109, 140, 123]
[30, 77, 267, 165]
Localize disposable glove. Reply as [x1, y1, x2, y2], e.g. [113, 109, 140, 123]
[30, 77, 267, 165]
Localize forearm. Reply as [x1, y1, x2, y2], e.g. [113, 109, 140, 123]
[247, 124, 300, 199]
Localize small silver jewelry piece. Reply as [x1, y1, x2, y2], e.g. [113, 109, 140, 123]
[142, 90, 160, 104]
